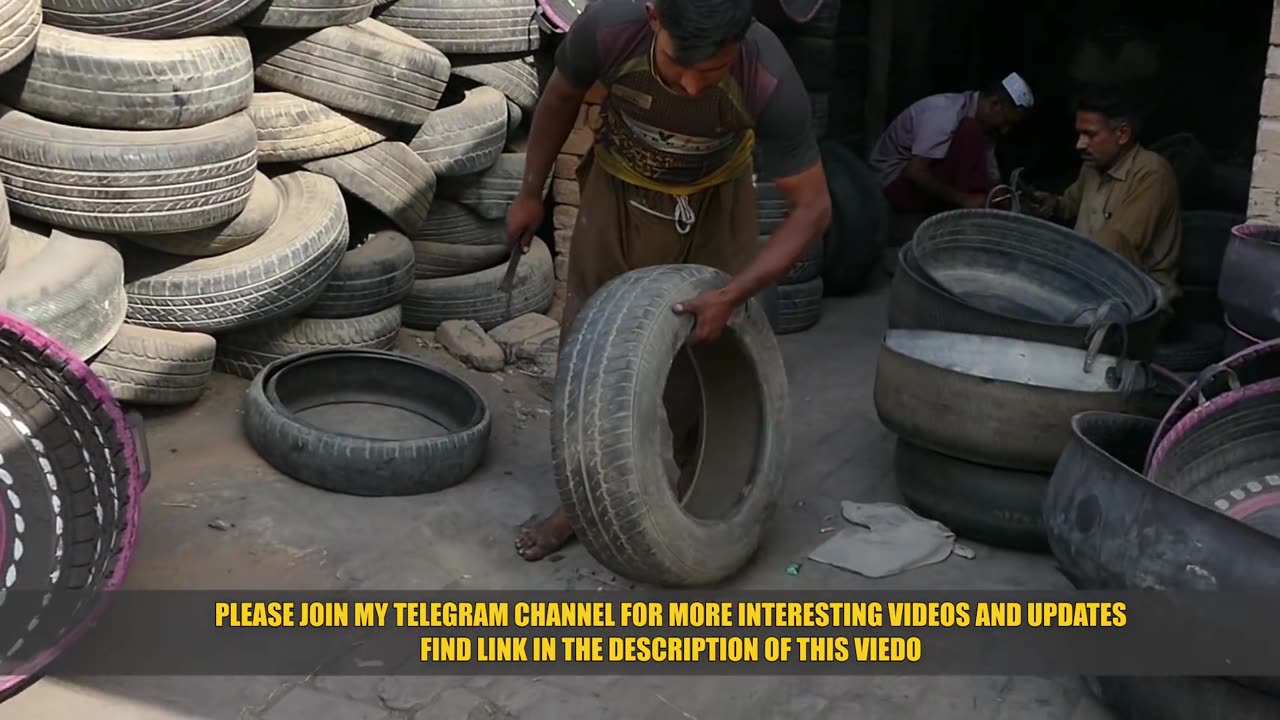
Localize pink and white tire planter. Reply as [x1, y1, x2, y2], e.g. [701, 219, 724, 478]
[0, 312, 144, 698]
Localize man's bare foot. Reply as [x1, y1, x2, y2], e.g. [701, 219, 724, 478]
[515, 508, 575, 561]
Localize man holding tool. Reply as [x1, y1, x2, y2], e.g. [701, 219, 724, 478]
[507, 0, 831, 560]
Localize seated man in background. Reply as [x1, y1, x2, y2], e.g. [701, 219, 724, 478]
[1033, 94, 1182, 317]
[870, 73, 1034, 213]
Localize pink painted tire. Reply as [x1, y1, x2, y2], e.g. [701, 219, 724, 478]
[0, 311, 143, 699]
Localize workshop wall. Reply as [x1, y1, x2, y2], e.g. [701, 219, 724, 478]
[1248, 0, 1280, 222]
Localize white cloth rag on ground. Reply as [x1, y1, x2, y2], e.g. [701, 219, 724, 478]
[808, 501, 973, 578]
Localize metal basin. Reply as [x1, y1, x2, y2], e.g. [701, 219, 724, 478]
[888, 231, 1164, 361]
[1219, 222, 1280, 340]
[874, 328, 1169, 472]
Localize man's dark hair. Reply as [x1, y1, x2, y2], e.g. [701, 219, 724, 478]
[655, 0, 754, 67]
[1074, 91, 1143, 135]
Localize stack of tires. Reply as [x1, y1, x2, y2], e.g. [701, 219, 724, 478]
[0, 0, 558, 408]
[754, 179, 824, 334]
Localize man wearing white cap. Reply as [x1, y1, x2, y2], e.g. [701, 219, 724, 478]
[870, 72, 1034, 213]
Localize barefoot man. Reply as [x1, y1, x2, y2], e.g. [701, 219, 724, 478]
[507, 0, 831, 560]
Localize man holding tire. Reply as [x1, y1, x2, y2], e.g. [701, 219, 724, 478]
[506, 0, 832, 560]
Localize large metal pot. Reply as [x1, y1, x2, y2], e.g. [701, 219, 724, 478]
[874, 327, 1169, 472]
[1219, 222, 1280, 341]
[888, 212, 1164, 361]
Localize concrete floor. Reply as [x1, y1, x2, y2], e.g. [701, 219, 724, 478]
[0, 275, 1114, 720]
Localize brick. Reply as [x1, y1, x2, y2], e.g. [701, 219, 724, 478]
[266, 687, 392, 720]
[1261, 77, 1280, 117]
[561, 127, 594, 155]
[1269, 45, 1280, 77]
[1273, 9, 1280, 45]
[547, 282, 567, 324]
[553, 228, 574, 254]
[552, 178, 580, 205]
[1252, 149, 1280, 190]
[554, 154, 580, 179]
[553, 205, 578, 230]
[1259, 118, 1280, 154]
[1247, 187, 1280, 221]
[554, 254, 570, 280]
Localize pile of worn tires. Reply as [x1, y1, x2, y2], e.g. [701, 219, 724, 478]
[0, 0, 553, 406]
[1045, 339, 1280, 718]
[875, 210, 1178, 551]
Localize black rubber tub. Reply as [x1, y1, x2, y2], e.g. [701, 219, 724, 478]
[1180, 210, 1243, 287]
[1219, 222, 1280, 341]
[1224, 314, 1265, 358]
[888, 210, 1163, 360]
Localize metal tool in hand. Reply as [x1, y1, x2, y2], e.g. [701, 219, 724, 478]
[499, 245, 523, 314]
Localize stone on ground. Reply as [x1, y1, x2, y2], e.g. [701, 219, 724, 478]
[436, 320, 505, 372]
[488, 313, 559, 361]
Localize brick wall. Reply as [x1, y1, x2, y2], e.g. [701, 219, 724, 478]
[1248, 1, 1280, 221]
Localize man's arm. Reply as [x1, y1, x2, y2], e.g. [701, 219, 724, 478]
[1055, 174, 1084, 224]
[514, 5, 603, 201]
[1091, 168, 1178, 264]
[902, 157, 982, 209]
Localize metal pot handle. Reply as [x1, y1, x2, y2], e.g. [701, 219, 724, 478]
[1190, 364, 1243, 406]
[1084, 320, 1127, 374]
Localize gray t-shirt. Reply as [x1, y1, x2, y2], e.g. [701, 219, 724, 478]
[868, 91, 999, 187]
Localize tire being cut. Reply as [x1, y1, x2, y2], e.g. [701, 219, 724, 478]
[0, 26, 254, 130]
[408, 86, 506, 177]
[0, 0, 38, 77]
[0, 312, 144, 696]
[0, 221, 127, 360]
[305, 230, 414, 318]
[39, 0, 267, 38]
[402, 236, 552, 330]
[88, 324, 216, 405]
[0, 107, 257, 235]
[122, 172, 280, 257]
[553, 264, 788, 587]
[215, 304, 401, 379]
[437, 152, 532, 220]
[242, 347, 491, 495]
[449, 54, 538, 112]
[251, 18, 451, 126]
[243, 0, 373, 28]
[246, 91, 390, 164]
[121, 170, 348, 332]
[302, 141, 436, 241]
[894, 438, 1048, 551]
[373, 0, 541, 55]
[771, 276, 822, 334]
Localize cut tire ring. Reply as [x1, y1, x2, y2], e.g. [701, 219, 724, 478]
[243, 347, 491, 496]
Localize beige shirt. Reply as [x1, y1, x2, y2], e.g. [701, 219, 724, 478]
[1056, 144, 1182, 308]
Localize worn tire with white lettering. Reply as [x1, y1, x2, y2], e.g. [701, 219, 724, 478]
[121, 170, 348, 333]
[251, 18, 451, 126]
[305, 230, 414, 318]
[0, 26, 254, 130]
[0, 108, 258, 235]
[214, 304, 401, 379]
[89, 324, 216, 405]
[402, 236, 551, 330]
[553, 264, 788, 587]
[0, 312, 144, 698]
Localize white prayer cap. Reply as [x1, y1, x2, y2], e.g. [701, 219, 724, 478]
[1002, 72, 1034, 108]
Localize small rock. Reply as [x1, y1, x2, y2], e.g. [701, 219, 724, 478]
[512, 328, 559, 376]
[437, 320, 504, 372]
[489, 313, 560, 361]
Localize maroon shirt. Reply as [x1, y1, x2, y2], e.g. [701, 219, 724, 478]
[555, 0, 819, 181]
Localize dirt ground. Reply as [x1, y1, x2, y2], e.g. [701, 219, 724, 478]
[0, 276, 1114, 720]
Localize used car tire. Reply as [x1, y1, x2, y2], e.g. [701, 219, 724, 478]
[246, 91, 390, 164]
[0, 312, 145, 697]
[894, 438, 1048, 551]
[40, 0, 267, 38]
[418, 198, 505, 245]
[303, 141, 436, 241]
[242, 347, 491, 495]
[553, 264, 788, 587]
[772, 276, 822, 334]
[437, 152, 538, 220]
[408, 86, 507, 177]
[89, 324, 216, 405]
[373, 0, 542, 54]
[411, 239, 507, 279]
[244, 0, 373, 28]
[402, 236, 552, 329]
[0, 0, 38, 77]
[122, 171, 280, 257]
[449, 54, 538, 113]
[215, 304, 401, 379]
[305, 229, 414, 319]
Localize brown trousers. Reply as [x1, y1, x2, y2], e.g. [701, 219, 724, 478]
[559, 148, 760, 491]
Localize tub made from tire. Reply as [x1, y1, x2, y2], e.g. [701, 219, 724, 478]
[1144, 338, 1280, 473]
[243, 348, 491, 496]
[552, 265, 788, 587]
[1224, 314, 1264, 358]
[1218, 222, 1280, 341]
[1045, 410, 1280, 699]
[888, 210, 1163, 360]
[874, 327, 1171, 473]
[0, 311, 146, 698]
